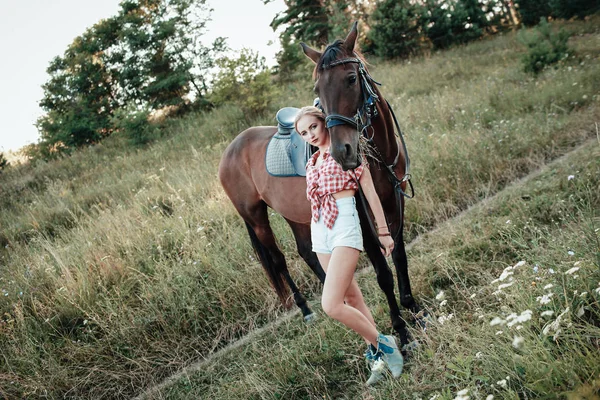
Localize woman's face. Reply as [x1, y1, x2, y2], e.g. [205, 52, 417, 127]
[296, 115, 329, 148]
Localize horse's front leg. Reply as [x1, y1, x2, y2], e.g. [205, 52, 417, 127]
[363, 235, 410, 347]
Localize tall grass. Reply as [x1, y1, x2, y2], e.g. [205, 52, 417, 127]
[0, 17, 599, 398]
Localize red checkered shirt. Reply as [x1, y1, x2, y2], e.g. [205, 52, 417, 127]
[306, 149, 365, 229]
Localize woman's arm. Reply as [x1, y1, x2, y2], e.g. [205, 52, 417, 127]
[358, 167, 395, 256]
[359, 167, 387, 230]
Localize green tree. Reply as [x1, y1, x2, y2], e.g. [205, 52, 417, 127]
[549, 0, 599, 19]
[367, 0, 426, 59]
[210, 49, 278, 119]
[36, 0, 223, 158]
[515, 0, 552, 26]
[421, 0, 497, 50]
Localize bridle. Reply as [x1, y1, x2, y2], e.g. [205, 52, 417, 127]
[319, 55, 414, 200]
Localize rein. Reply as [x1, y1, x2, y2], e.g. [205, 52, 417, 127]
[320, 56, 415, 248]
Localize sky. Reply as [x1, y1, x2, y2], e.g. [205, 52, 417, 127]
[0, 0, 286, 153]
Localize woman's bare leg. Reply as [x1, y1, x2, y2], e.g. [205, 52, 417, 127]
[317, 247, 379, 346]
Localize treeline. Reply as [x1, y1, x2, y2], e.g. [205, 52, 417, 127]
[15, 0, 598, 162]
[270, 0, 598, 71]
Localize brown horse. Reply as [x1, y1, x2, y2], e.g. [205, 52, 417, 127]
[218, 23, 421, 346]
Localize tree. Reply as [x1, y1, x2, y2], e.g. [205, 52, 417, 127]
[36, 0, 224, 157]
[367, 0, 426, 59]
[0, 153, 9, 172]
[210, 49, 279, 119]
[421, 0, 497, 50]
[515, 0, 552, 26]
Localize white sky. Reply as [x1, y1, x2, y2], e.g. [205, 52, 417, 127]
[0, 0, 286, 152]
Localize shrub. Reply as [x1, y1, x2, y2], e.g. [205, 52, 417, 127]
[111, 107, 160, 146]
[0, 152, 9, 172]
[210, 49, 279, 119]
[516, 0, 552, 26]
[518, 18, 570, 75]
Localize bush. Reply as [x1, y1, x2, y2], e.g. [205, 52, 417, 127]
[518, 19, 571, 75]
[0, 152, 9, 172]
[210, 49, 279, 119]
[111, 107, 160, 146]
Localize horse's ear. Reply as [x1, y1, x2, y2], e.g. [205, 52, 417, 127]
[300, 42, 321, 65]
[343, 21, 358, 52]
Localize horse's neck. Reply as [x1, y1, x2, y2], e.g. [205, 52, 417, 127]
[372, 96, 398, 166]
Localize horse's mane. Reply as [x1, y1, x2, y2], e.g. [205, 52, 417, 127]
[313, 40, 368, 80]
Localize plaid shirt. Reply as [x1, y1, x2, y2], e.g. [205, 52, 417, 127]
[306, 149, 365, 229]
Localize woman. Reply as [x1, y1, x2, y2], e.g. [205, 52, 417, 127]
[294, 106, 404, 385]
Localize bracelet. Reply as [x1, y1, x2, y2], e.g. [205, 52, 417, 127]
[378, 232, 391, 237]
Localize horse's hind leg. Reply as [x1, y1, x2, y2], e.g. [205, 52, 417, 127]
[244, 201, 314, 319]
[285, 219, 325, 284]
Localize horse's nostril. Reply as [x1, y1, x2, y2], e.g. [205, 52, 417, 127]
[344, 144, 352, 158]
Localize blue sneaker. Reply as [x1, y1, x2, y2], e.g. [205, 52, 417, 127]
[377, 334, 404, 378]
[366, 348, 386, 386]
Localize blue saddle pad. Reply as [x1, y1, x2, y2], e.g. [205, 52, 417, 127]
[265, 107, 313, 177]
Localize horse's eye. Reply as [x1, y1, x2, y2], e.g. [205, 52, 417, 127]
[348, 75, 357, 85]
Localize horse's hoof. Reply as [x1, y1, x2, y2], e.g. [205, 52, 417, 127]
[304, 313, 318, 324]
[414, 311, 433, 331]
[401, 340, 420, 353]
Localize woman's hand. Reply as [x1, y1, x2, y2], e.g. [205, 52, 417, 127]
[379, 234, 394, 257]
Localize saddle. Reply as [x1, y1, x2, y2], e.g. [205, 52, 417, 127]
[265, 107, 314, 177]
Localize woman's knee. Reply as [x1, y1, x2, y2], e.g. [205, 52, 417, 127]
[344, 283, 364, 308]
[321, 297, 342, 319]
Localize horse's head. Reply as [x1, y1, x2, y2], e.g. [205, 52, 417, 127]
[301, 22, 367, 171]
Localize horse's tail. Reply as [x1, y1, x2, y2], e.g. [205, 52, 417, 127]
[244, 222, 290, 305]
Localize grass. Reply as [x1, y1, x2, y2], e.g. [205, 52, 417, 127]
[153, 134, 600, 400]
[0, 17, 599, 399]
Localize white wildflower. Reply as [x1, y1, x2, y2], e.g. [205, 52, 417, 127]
[497, 379, 508, 389]
[506, 220, 511, 224]
[512, 336, 525, 349]
[498, 281, 514, 290]
[486, 396, 494, 400]
[580, 292, 587, 298]
[436, 291, 446, 301]
[543, 308, 570, 340]
[567, 175, 575, 181]
[565, 267, 580, 275]
[495, 330, 504, 335]
[541, 310, 554, 317]
[506, 310, 532, 327]
[438, 313, 454, 325]
[455, 388, 469, 400]
[543, 284, 554, 290]
[470, 293, 477, 299]
[577, 306, 585, 317]
[514, 261, 526, 268]
[549, 268, 555, 274]
[492, 267, 514, 283]
[537, 293, 554, 305]
[490, 317, 506, 326]
[567, 250, 575, 256]
[475, 351, 483, 359]
[440, 300, 448, 307]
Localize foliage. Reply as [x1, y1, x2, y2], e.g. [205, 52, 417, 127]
[549, 0, 600, 19]
[518, 18, 570, 74]
[0, 153, 9, 172]
[111, 107, 161, 146]
[515, 0, 553, 26]
[421, 0, 497, 50]
[35, 0, 224, 158]
[210, 49, 279, 119]
[367, 0, 426, 59]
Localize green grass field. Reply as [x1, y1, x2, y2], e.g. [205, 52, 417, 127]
[0, 18, 599, 399]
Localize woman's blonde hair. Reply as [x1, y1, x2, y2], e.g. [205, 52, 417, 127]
[294, 106, 325, 132]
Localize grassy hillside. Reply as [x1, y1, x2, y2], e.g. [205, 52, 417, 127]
[0, 18, 599, 398]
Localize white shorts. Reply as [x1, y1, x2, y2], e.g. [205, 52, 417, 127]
[311, 197, 363, 254]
